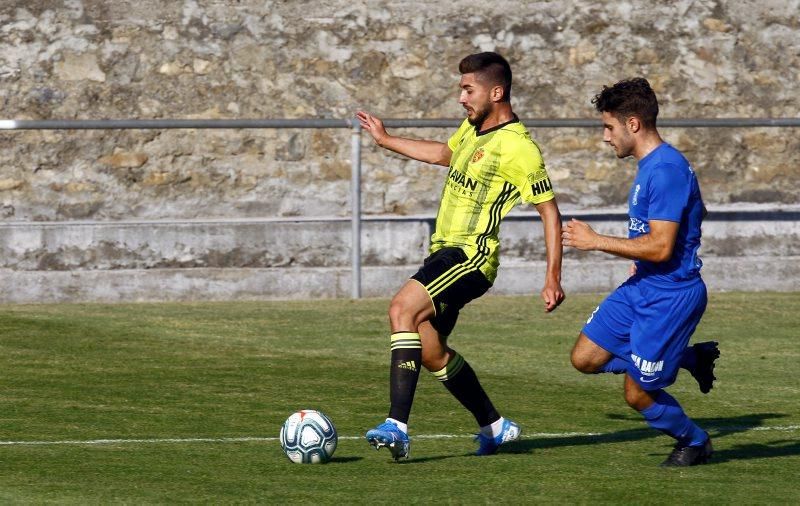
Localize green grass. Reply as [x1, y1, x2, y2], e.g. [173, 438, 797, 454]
[0, 293, 798, 503]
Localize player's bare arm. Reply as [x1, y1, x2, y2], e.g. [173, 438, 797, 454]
[355, 110, 452, 166]
[562, 217, 679, 262]
[535, 199, 565, 312]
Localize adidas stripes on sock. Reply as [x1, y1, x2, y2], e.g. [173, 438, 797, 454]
[387, 331, 422, 424]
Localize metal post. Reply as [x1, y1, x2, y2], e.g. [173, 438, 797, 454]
[350, 122, 362, 299]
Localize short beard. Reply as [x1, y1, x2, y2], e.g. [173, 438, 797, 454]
[615, 138, 635, 158]
[467, 107, 490, 129]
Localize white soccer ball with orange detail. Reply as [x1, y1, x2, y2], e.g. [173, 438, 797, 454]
[279, 410, 338, 464]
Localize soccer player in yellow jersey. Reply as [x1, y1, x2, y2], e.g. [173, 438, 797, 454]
[357, 52, 565, 459]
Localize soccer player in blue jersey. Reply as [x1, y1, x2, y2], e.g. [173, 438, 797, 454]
[562, 78, 720, 467]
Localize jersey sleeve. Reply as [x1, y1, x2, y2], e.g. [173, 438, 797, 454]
[504, 140, 555, 205]
[647, 164, 690, 222]
[447, 119, 472, 152]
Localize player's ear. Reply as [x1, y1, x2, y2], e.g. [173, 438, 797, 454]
[491, 85, 504, 103]
[627, 116, 641, 134]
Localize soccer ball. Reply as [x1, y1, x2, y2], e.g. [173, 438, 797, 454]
[279, 410, 338, 464]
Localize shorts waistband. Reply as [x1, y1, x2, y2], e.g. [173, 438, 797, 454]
[635, 275, 704, 291]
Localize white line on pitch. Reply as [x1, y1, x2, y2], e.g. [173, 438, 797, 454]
[0, 424, 797, 447]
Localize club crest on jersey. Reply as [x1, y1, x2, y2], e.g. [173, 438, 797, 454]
[629, 217, 648, 233]
[471, 148, 485, 163]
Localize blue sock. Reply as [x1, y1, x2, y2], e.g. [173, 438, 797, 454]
[679, 347, 697, 373]
[599, 358, 628, 374]
[639, 390, 708, 446]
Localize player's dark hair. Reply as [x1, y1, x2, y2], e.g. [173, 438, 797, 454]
[592, 78, 659, 128]
[458, 52, 512, 102]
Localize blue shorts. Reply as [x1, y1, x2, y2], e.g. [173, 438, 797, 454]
[582, 276, 707, 391]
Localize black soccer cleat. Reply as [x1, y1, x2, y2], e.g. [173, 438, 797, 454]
[660, 436, 713, 467]
[690, 341, 720, 394]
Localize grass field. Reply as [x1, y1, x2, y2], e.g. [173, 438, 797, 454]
[0, 292, 798, 503]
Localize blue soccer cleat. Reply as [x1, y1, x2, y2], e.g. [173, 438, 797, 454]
[475, 418, 521, 456]
[366, 420, 410, 460]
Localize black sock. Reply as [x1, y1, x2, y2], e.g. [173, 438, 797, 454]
[387, 332, 422, 424]
[432, 351, 500, 427]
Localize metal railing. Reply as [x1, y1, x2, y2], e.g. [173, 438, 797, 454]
[2, 117, 799, 298]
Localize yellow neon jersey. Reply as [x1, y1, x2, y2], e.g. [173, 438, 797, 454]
[431, 115, 555, 282]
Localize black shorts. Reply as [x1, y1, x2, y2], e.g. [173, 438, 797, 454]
[410, 247, 492, 337]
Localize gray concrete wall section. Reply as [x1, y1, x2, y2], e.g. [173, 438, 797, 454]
[2, 256, 797, 304]
[3, 211, 797, 270]
[1, 211, 797, 303]
[0, 220, 429, 270]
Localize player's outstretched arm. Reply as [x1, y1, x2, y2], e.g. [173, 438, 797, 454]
[355, 111, 452, 166]
[562, 218, 679, 262]
[535, 198, 565, 312]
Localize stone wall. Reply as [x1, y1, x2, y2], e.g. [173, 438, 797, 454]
[0, 0, 798, 301]
[1, 0, 798, 221]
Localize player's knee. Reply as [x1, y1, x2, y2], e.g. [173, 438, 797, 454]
[387, 298, 401, 321]
[389, 295, 431, 330]
[570, 349, 597, 374]
[388, 297, 414, 329]
[624, 384, 653, 411]
[421, 349, 448, 372]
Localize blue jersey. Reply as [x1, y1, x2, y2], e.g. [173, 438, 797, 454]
[628, 143, 704, 287]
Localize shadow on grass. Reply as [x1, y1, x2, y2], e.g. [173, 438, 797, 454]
[397, 454, 461, 464]
[499, 412, 791, 457]
[711, 439, 800, 464]
[403, 413, 796, 464]
[605, 412, 789, 435]
[329, 456, 364, 464]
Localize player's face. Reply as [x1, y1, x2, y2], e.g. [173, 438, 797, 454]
[459, 73, 492, 127]
[601, 112, 635, 158]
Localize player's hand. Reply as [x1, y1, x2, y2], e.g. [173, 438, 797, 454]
[541, 278, 565, 313]
[562, 218, 598, 251]
[355, 110, 389, 146]
[628, 262, 637, 277]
